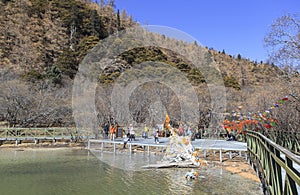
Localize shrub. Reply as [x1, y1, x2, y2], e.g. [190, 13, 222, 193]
[224, 76, 241, 90]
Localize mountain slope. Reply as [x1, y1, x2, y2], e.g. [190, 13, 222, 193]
[0, 0, 298, 128]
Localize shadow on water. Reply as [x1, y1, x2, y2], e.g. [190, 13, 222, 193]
[0, 149, 263, 195]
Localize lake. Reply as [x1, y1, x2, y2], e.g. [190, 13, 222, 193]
[0, 148, 263, 195]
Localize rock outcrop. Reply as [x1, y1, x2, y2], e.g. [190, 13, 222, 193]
[143, 133, 204, 168]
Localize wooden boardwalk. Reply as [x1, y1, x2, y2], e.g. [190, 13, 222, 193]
[0, 127, 76, 145]
[88, 137, 247, 163]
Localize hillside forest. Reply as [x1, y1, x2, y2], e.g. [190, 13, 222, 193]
[0, 0, 299, 142]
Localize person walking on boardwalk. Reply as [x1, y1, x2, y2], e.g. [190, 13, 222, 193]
[109, 123, 116, 140]
[114, 122, 118, 139]
[143, 123, 149, 139]
[103, 122, 109, 139]
[178, 123, 184, 136]
[123, 132, 130, 149]
[154, 129, 159, 144]
[129, 124, 135, 141]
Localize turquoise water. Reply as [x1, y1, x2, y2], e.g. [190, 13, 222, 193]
[0, 148, 262, 195]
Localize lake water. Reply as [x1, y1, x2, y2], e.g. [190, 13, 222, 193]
[0, 148, 263, 195]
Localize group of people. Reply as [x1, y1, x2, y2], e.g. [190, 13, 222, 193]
[103, 122, 119, 141]
[177, 123, 194, 137]
[122, 124, 160, 148]
[102, 122, 201, 148]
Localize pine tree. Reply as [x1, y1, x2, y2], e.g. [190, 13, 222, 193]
[237, 54, 241, 60]
[117, 9, 121, 31]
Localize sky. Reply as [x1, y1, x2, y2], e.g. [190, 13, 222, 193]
[115, 0, 300, 62]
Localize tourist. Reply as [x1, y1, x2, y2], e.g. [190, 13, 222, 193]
[184, 123, 188, 136]
[227, 130, 236, 141]
[143, 123, 149, 139]
[123, 132, 130, 149]
[178, 123, 184, 136]
[109, 123, 116, 140]
[127, 123, 130, 135]
[154, 129, 159, 144]
[187, 126, 193, 136]
[114, 122, 119, 138]
[103, 122, 109, 139]
[194, 129, 201, 139]
[129, 124, 135, 141]
[186, 126, 194, 141]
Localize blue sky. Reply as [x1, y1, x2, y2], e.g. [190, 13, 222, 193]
[115, 0, 299, 62]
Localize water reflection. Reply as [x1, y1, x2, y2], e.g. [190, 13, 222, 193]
[0, 149, 263, 195]
[92, 150, 163, 171]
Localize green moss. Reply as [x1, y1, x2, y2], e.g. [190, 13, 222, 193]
[187, 68, 206, 84]
[176, 63, 191, 72]
[98, 72, 121, 84]
[77, 36, 100, 61]
[120, 47, 168, 65]
[224, 76, 241, 90]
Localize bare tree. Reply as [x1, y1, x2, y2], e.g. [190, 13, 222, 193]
[69, 24, 77, 51]
[264, 14, 300, 73]
[0, 78, 72, 127]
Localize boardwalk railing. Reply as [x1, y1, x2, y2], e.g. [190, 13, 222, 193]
[259, 129, 300, 155]
[246, 130, 300, 195]
[0, 127, 77, 141]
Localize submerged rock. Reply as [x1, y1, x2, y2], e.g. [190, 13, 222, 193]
[185, 169, 199, 179]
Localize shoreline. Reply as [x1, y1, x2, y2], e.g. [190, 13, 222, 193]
[0, 142, 85, 150]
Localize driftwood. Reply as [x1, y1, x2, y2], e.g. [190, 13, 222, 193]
[142, 161, 197, 169]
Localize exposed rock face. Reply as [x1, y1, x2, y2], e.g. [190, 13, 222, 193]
[143, 133, 204, 169]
